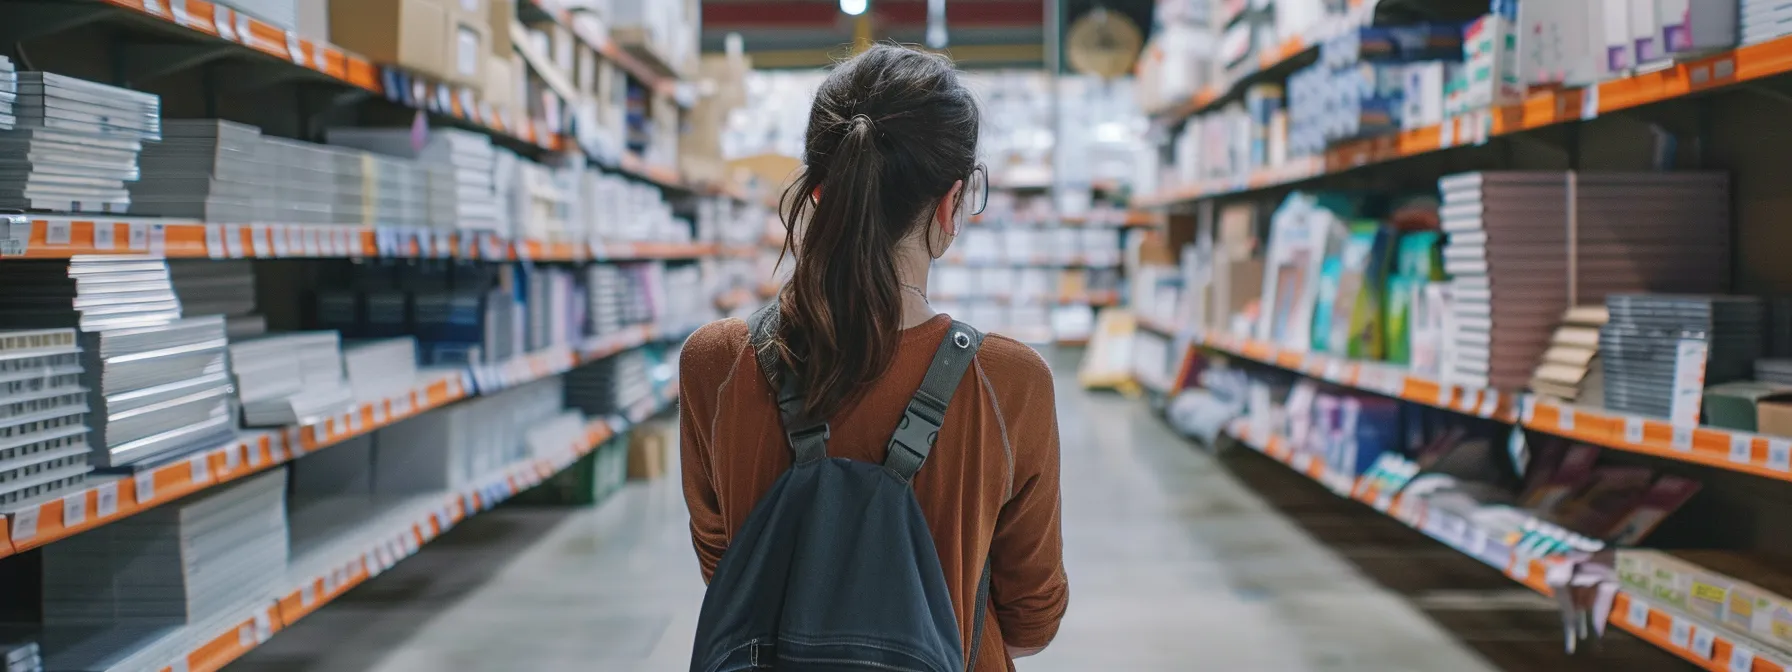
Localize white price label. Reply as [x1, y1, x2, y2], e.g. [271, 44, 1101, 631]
[223, 445, 241, 472]
[45, 220, 70, 246]
[169, 0, 190, 24]
[214, 7, 236, 40]
[372, 403, 389, 425]
[300, 585, 316, 608]
[62, 493, 86, 527]
[272, 226, 291, 256]
[134, 471, 155, 503]
[254, 610, 273, 641]
[1436, 384, 1452, 407]
[92, 222, 115, 250]
[1671, 338, 1710, 427]
[96, 483, 117, 518]
[238, 625, 253, 647]
[225, 224, 245, 257]
[1627, 598, 1651, 628]
[313, 43, 329, 71]
[128, 222, 149, 250]
[1761, 438, 1792, 472]
[1624, 417, 1645, 444]
[1672, 425, 1694, 452]
[347, 411, 363, 433]
[1582, 86, 1600, 120]
[1691, 627, 1717, 659]
[148, 223, 166, 255]
[189, 453, 211, 484]
[1477, 392, 1498, 417]
[142, 0, 165, 16]
[285, 31, 305, 64]
[394, 394, 414, 417]
[205, 225, 225, 258]
[10, 507, 37, 541]
[1730, 435, 1754, 464]
[1510, 556, 1530, 581]
[1730, 645, 1755, 672]
[252, 225, 272, 256]
[1558, 408, 1575, 431]
[1669, 617, 1692, 649]
[1520, 395, 1537, 423]
[235, 13, 253, 48]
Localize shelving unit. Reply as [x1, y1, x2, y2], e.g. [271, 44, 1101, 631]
[1133, 0, 1792, 667]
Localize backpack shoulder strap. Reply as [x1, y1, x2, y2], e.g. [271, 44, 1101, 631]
[884, 320, 984, 481]
[747, 302, 829, 463]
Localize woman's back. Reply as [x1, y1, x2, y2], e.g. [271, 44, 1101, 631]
[681, 313, 1066, 671]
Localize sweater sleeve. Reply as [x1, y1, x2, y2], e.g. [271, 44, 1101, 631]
[982, 338, 1069, 649]
[679, 319, 746, 583]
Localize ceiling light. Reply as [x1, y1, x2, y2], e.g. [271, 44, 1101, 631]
[840, 0, 867, 16]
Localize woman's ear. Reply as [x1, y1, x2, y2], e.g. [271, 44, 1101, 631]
[935, 179, 965, 236]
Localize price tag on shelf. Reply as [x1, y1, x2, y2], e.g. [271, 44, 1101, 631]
[1672, 425, 1694, 452]
[271, 226, 291, 256]
[1670, 338, 1710, 427]
[1669, 617, 1692, 649]
[1730, 435, 1754, 464]
[1730, 644, 1755, 672]
[1558, 408, 1575, 431]
[1520, 394, 1537, 424]
[393, 394, 414, 417]
[1691, 626, 1717, 659]
[1477, 392, 1499, 418]
[313, 43, 329, 71]
[214, 7, 236, 41]
[1768, 439, 1792, 472]
[225, 224, 245, 257]
[10, 507, 36, 542]
[252, 225, 272, 256]
[128, 223, 149, 251]
[142, 0, 166, 16]
[189, 453, 210, 484]
[237, 624, 253, 648]
[300, 585, 316, 608]
[204, 224, 225, 258]
[62, 493, 86, 527]
[285, 31, 305, 64]
[134, 471, 155, 504]
[254, 609, 273, 641]
[93, 223, 115, 250]
[96, 482, 117, 518]
[1582, 86, 1600, 120]
[1435, 384, 1452, 407]
[346, 411, 363, 434]
[222, 445, 240, 472]
[44, 220, 70, 246]
[148, 224, 166, 255]
[168, 0, 190, 25]
[1626, 598, 1651, 628]
[1624, 417, 1645, 444]
[304, 228, 323, 256]
[246, 441, 262, 468]
[372, 403, 389, 425]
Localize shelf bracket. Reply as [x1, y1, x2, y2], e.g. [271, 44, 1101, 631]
[117, 42, 238, 87]
[0, 3, 111, 44]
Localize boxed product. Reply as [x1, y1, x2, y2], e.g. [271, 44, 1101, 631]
[330, 0, 452, 82]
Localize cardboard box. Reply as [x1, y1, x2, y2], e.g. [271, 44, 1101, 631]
[297, 0, 330, 42]
[447, 17, 490, 87]
[331, 0, 451, 81]
[1757, 393, 1792, 437]
[485, 54, 515, 115]
[627, 423, 668, 480]
[489, 0, 515, 56]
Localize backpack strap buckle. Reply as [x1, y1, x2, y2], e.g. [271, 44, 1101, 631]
[785, 421, 830, 464]
[884, 322, 984, 482]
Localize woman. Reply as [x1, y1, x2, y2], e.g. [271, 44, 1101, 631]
[679, 45, 1067, 670]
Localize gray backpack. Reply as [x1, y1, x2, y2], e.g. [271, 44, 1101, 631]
[688, 303, 992, 671]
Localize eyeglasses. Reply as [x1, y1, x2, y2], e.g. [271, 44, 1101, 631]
[966, 165, 988, 216]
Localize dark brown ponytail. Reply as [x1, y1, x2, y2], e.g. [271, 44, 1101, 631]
[773, 45, 979, 419]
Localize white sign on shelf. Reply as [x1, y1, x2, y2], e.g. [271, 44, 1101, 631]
[1730, 435, 1754, 465]
[214, 7, 236, 41]
[10, 507, 37, 541]
[168, 0, 190, 25]
[1670, 338, 1710, 428]
[1626, 598, 1651, 628]
[1624, 417, 1645, 444]
[93, 223, 115, 250]
[1691, 626, 1716, 659]
[134, 471, 155, 504]
[148, 224, 166, 256]
[1558, 407, 1575, 431]
[225, 224, 245, 257]
[189, 453, 210, 484]
[1729, 644, 1755, 672]
[1672, 425, 1695, 452]
[62, 493, 86, 527]
[1669, 617, 1692, 649]
[45, 220, 70, 246]
[96, 483, 118, 518]
[128, 222, 149, 251]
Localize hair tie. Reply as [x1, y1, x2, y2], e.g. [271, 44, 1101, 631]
[848, 114, 874, 132]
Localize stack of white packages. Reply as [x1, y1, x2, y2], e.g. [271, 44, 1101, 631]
[374, 377, 565, 494]
[327, 127, 501, 233]
[0, 257, 182, 332]
[127, 120, 262, 222]
[258, 137, 340, 225]
[0, 56, 15, 130]
[39, 470, 287, 672]
[82, 316, 235, 468]
[168, 260, 265, 339]
[231, 332, 354, 426]
[342, 337, 419, 402]
[0, 328, 91, 509]
[493, 148, 522, 236]
[516, 161, 571, 241]
[0, 72, 159, 213]
[524, 411, 587, 460]
[1, 634, 39, 672]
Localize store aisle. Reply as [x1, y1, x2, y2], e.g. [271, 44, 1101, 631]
[232, 353, 1496, 672]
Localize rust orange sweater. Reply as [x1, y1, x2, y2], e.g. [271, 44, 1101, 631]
[679, 314, 1069, 671]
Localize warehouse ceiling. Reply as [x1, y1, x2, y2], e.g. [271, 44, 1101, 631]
[700, 0, 1155, 69]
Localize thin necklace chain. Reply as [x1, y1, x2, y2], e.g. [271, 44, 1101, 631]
[901, 283, 928, 299]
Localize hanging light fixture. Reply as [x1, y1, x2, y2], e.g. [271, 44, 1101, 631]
[925, 0, 947, 48]
[840, 0, 868, 16]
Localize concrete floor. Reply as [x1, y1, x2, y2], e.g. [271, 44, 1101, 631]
[230, 355, 1693, 672]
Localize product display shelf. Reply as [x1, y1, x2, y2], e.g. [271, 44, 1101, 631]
[92, 0, 561, 152]
[970, 211, 1160, 228]
[158, 389, 671, 672]
[518, 0, 680, 96]
[1147, 0, 1378, 126]
[1227, 420, 1792, 672]
[934, 253, 1124, 270]
[0, 322, 687, 560]
[1135, 31, 1792, 209]
[930, 291, 1121, 308]
[1191, 328, 1792, 485]
[0, 216, 721, 262]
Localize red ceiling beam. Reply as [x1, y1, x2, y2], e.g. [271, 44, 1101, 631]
[703, 0, 1044, 30]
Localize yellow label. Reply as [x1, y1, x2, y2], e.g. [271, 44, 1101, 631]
[1729, 594, 1755, 618]
[1692, 582, 1729, 603]
[1774, 620, 1792, 640]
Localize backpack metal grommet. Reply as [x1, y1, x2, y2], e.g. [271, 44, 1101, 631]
[954, 331, 971, 348]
